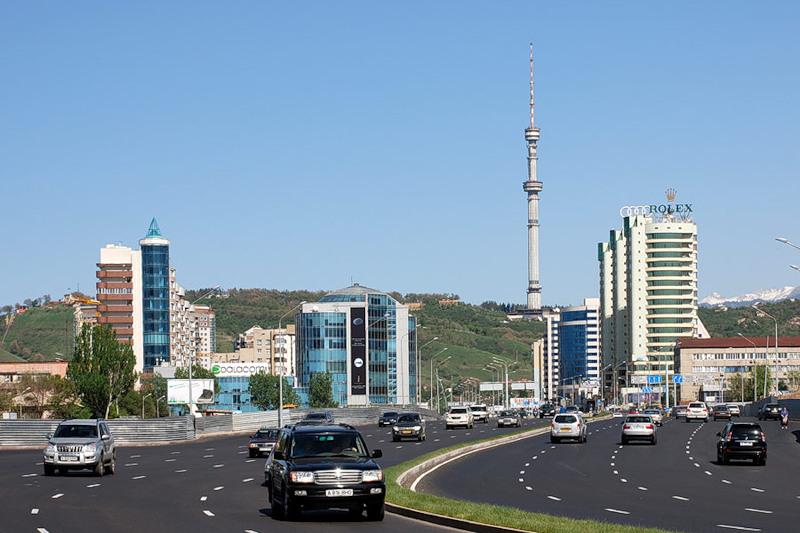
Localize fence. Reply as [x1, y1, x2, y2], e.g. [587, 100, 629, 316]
[1, 406, 441, 448]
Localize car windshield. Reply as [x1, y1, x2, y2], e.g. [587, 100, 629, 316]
[305, 413, 327, 420]
[554, 415, 577, 424]
[397, 414, 419, 423]
[689, 403, 704, 408]
[254, 429, 278, 440]
[500, 411, 515, 417]
[766, 404, 780, 409]
[731, 425, 762, 438]
[626, 416, 652, 423]
[469, 406, 486, 411]
[54, 424, 98, 439]
[715, 405, 728, 411]
[450, 408, 468, 414]
[290, 433, 368, 459]
[382, 412, 398, 417]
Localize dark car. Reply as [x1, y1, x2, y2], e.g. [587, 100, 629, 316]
[392, 413, 426, 442]
[378, 411, 399, 428]
[248, 427, 280, 458]
[716, 422, 767, 465]
[300, 412, 335, 425]
[268, 424, 385, 521]
[539, 404, 556, 418]
[758, 403, 781, 421]
[673, 405, 688, 418]
[713, 404, 732, 421]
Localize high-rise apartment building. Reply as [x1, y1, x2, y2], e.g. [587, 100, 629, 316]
[190, 305, 216, 356]
[598, 198, 707, 403]
[140, 219, 171, 369]
[96, 244, 144, 371]
[169, 268, 193, 368]
[542, 310, 559, 401]
[233, 325, 295, 375]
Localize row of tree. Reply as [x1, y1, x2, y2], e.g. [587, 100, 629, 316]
[1, 294, 54, 314]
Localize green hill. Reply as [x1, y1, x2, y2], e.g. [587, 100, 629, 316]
[0, 306, 74, 361]
[698, 299, 800, 338]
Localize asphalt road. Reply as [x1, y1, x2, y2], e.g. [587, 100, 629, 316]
[0, 417, 547, 533]
[420, 416, 800, 532]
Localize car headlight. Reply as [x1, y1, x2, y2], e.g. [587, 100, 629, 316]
[249, 443, 258, 447]
[362, 470, 383, 482]
[83, 443, 97, 454]
[289, 471, 315, 483]
[392, 426, 400, 432]
[46, 443, 56, 454]
[412, 426, 421, 431]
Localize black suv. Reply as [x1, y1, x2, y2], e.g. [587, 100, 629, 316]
[716, 422, 767, 465]
[248, 427, 280, 458]
[378, 411, 399, 427]
[268, 423, 385, 521]
[539, 404, 556, 418]
[758, 403, 781, 421]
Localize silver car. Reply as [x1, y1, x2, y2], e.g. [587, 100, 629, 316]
[643, 409, 663, 426]
[44, 419, 116, 476]
[550, 414, 587, 443]
[621, 415, 657, 445]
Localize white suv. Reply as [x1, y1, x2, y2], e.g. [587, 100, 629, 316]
[550, 413, 587, 443]
[686, 402, 709, 423]
[446, 407, 474, 429]
[469, 404, 489, 424]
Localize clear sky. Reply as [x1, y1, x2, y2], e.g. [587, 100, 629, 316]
[2, 2, 799, 307]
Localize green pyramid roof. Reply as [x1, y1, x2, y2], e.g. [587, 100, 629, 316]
[145, 217, 162, 238]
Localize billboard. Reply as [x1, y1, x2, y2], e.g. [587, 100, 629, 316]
[350, 307, 367, 395]
[210, 363, 271, 377]
[167, 379, 215, 405]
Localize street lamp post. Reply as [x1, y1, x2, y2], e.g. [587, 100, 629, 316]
[142, 393, 152, 419]
[491, 358, 514, 409]
[416, 336, 439, 405]
[186, 285, 221, 417]
[277, 301, 307, 428]
[434, 355, 452, 413]
[429, 348, 449, 410]
[18, 386, 31, 418]
[753, 305, 779, 396]
[737, 333, 758, 402]
[156, 395, 165, 418]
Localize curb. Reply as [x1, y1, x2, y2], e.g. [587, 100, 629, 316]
[386, 502, 534, 533]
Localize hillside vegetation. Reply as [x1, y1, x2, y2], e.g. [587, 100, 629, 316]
[698, 299, 800, 338]
[0, 306, 74, 361]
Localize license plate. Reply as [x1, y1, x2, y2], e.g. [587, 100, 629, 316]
[402, 430, 412, 434]
[61, 456, 78, 462]
[325, 489, 353, 497]
[739, 441, 753, 446]
[560, 428, 571, 432]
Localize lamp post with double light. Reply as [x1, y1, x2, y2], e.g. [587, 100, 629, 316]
[737, 333, 758, 402]
[186, 285, 221, 417]
[276, 301, 307, 428]
[752, 304, 779, 396]
[429, 348, 448, 410]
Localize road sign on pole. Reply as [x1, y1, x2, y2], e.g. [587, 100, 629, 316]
[647, 375, 662, 385]
[641, 386, 653, 394]
[672, 375, 684, 384]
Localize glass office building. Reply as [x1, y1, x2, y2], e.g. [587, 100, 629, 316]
[296, 284, 416, 406]
[140, 218, 171, 369]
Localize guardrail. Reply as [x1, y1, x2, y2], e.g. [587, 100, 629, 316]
[0, 406, 442, 448]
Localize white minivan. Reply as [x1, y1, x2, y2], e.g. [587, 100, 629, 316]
[550, 414, 587, 443]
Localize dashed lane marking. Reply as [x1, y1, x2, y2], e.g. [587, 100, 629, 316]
[213, 486, 224, 491]
[203, 510, 215, 517]
[200, 496, 207, 502]
[204, 447, 215, 451]
[434, 439, 440, 442]
[605, 508, 630, 515]
[244, 530, 259, 533]
[525, 463, 530, 467]
[86, 483, 100, 488]
[613, 470, 618, 475]
[175, 469, 187, 473]
[22, 473, 38, 478]
[31, 508, 39, 515]
[705, 471, 713, 476]
[620, 478, 628, 483]
[213, 464, 225, 468]
[693, 463, 700, 467]
[716, 526, 761, 532]
[171, 451, 181, 455]
[744, 508, 773, 514]
[129, 454, 141, 458]
[520, 470, 525, 475]
[547, 496, 561, 501]
[132, 475, 146, 480]
[722, 479, 732, 484]
[242, 478, 254, 483]
[124, 463, 139, 467]
[244, 459, 256, 463]
[518, 478, 524, 483]
[637, 486, 648, 491]
[165, 458, 176, 462]
[750, 487, 765, 493]
[51, 493, 64, 499]
[37, 529, 49, 533]
[672, 496, 690, 501]
[202, 455, 214, 458]
[525, 486, 532, 491]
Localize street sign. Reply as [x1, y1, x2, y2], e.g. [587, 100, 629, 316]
[641, 386, 653, 393]
[672, 374, 684, 384]
[647, 375, 663, 385]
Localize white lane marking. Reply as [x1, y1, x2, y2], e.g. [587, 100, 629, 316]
[722, 479, 732, 484]
[21, 473, 38, 478]
[693, 463, 700, 467]
[205, 447, 215, 451]
[35, 462, 43, 466]
[165, 458, 176, 462]
[525, 486, 532, 491]
[132, 475, 146, 480]
[434, 439, 440, 442]
[533, 456, 538, 460]
[547, 495, 561, 501]
[689, 456, 694, 460]
[213, 486, 224, 491]
[124, 463, 139, 467]
[244, 459, 256, 463]
[171, 451, 181, 455]
[31, 508, 39, 514]
[203, 510, 215, 517]
[396, 446, 403, 449]
[52, 493, 64, 499]
[686, 451, 690, 454]
[610, 462, 615, 466]
[242, 478, 254, 483]
[637, 486, 648, 491]
[613, 470, 619, 475]
[672, 496, 690, 501]
[520, 470, 525, 475]
[213, 464, 224, 468]
[129, 454, 141, 458]
[605, 508, 630, 515]
[86, 483, 100, 488]
[518, 478, 524, 482]
[620, 478, 628, 483]
[550, 445, 555, 449]
[203, 454, 214, 458]
[750, 487, 765, 493]
[744, 508, 773, 514]
[244, 530, 259, 533]
[37, 529, 49, 533]
[238, 451, 248, 455]
[175, 469, 187, 473]
[716, 525, 761, 532]
[618, 445, 624, 449]
[200, 496, 207, 502]
[450, 436, 456, 439]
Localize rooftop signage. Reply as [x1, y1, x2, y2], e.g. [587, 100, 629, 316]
[619, 188, 693, 222]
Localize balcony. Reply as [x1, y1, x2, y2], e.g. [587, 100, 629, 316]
[99, 316, 133, 325]
[97, 305, 133, 313]
[112, 328, 134, 336]
[97, 281, 133, 290]
[97, 294, 133, 301]
[96, 270, 133, 279]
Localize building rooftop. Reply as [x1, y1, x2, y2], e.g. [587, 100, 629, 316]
[677, 336, 800, 349]
[319, 283, 397, 303]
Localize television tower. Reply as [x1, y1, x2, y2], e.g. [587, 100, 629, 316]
[523, 43, 543, 313]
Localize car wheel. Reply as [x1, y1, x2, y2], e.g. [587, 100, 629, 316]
[392, 436, 398, 442]
[366, 502, 385, 521]
[445, 425, 450, 430]
[271, 485, 285, 520]
[621, 436, 628, 445]
[43, 464, 55, 476]
[105, 452, 116, 475]
[249, 450, 256, 458]
[94, 455, 104, 477]
[651, 436, 657, 445]
[704, 418, 709, 423]
[550, 435, 558, 444]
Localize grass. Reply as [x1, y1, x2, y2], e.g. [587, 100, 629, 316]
[0, 306, 74, 361]
[384, 422, 676, 533]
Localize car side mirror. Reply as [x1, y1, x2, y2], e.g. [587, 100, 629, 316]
[371, 449, 383, 458]
[273, 451, 284, 460]
[46, 433, 53, 439]
[101, 434, 111, 441]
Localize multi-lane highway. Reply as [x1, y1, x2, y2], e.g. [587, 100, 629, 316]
[420, 416, 800, 533]
[0, 417, 546, 533]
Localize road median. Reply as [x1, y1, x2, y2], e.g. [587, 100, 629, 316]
[385, 416, 676, 533]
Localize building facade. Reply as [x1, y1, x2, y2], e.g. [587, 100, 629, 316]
[676, 336, 800, 403]
[542, 310, 560, 401]
[191, 305, 216, 356]
[140, 219, 171, 369]
[296, 284, 416, 407]
[598, 205, 707, 403]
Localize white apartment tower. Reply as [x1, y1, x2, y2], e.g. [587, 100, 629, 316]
[523, 44, 544, 313]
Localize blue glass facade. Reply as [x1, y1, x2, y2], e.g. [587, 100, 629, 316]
[368, 294, 396, 404]
[408, 317, 417, 402]
[141, 241, 170, 369]
[214, 376, 259, 412]
[559, 309, 590, 383]
[297, 312, 349, 406]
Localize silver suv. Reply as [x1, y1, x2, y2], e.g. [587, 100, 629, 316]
[43, 419, 116, 476]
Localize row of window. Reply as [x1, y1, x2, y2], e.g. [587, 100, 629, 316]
[691, 351, 800, 361]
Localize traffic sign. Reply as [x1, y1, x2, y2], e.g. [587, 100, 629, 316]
[647, 375, 663, 385]
[672, 375, 684, 384]
[641, 386, 653, 393]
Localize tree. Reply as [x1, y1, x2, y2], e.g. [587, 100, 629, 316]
[308, 372, 337, 408]
[249, 373, 299, 411]
[0, 389, 13, 412]
[68, 324, 137, 419]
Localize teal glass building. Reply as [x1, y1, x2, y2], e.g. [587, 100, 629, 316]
[140, 218, 171, 369]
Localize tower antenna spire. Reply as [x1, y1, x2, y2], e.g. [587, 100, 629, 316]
[529, 42, 535, 129]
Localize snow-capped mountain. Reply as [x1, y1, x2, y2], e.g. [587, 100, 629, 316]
[700, 286, 800, 307]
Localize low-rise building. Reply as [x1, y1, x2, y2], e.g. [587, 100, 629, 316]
[0, 361, 69, 384]
[676, 336, 800, 402]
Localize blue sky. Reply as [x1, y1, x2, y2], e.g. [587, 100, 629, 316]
[2, 2, 799, 307]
